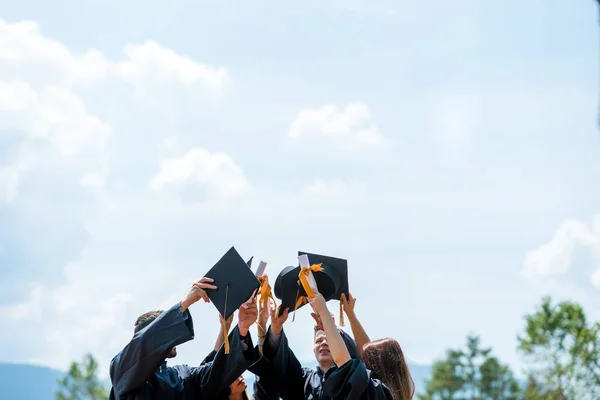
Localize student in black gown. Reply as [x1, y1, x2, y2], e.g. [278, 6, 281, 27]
[341, 293, 415, 400]
[258, 303, 366, 400]
[201, 288, 280, 400]
[308, 291, 393, 400]
[109, 277, 260, 400]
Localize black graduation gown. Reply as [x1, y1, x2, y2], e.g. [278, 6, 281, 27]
[259, 327, 364, 400]
[109, 302, 256, 400]
[248, 356, 282, 400]
[202, 347, 281, 400]
[323, 359, 393, 400]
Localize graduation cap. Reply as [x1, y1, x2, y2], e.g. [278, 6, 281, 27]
[274, 251, 348, 324]
[204, 246, 261, 353]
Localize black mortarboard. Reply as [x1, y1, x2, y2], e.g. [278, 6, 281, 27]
[274, 251, 348, 319]
[204, 247, 260, 320]
[246, 256, 253, 268]
[204, 247, 261, 353]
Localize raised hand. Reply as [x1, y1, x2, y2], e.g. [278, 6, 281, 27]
[309, 292, 328, 317]
[270, 305, 289, 335]
[311, 311, 335, 332]
[341, 293, 356, 318]
[182, 277, 217, 311]
[258, 297, 272, 329]
[238, 290, 258, 336]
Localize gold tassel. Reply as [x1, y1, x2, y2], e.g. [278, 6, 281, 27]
[298, 263, 323, 299]
[258, 275, 277, 311]
[222, 285, 230, 354]
[339, 295, 345, 327]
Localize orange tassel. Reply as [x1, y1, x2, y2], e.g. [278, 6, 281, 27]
[222, 285, 230, 354]
[339, 295, 345, 327]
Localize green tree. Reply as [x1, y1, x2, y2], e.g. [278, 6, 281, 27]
[521, 377, 563, 400]
[517, 296, 600, 400]
[56, 354, 109, 400]
[418, 335, 521, 400]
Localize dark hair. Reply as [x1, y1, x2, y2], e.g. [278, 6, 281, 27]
[363, 338, 415, 400]
[134, 310, 163, 334]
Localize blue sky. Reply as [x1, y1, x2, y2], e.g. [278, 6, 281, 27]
[0, 0, 599, 382]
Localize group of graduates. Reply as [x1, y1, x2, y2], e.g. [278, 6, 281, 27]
[108, 248, 415, 400]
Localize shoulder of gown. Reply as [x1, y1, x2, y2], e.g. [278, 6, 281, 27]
[324, 358, 394, 400]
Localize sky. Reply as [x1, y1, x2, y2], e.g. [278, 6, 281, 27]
[0, 0, 599, 383]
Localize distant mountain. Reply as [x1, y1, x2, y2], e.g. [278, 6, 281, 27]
[0, 363, 63, 400]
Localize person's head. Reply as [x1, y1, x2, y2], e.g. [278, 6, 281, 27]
[313, 329, 334, 368]
[363, 338, 414, 400]
[134, 310, 177, 358]
[228, 376, 247, 398]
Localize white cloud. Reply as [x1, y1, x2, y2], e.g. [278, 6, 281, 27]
[0, 81, 112, 156]
[115, 41, 231, 96]
[0, 16, 232, 203]
[288, 102, 386, 149]
[522, 216, 600, 286]
[149, 147, 250, 199]
[0, 15, 241, 371]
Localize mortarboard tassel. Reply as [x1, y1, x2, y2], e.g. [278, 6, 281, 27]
[258, 275, 277, 311]
[293, 263, 324, 320]
[339, 295, 345, 327]
[298, 263, 323, 299]
[222, 284, 230, 354]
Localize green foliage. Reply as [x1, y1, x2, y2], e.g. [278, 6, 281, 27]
[418, 335, 521, 400]
[55, 354, 109, 400]
[517, 296, 600, 400]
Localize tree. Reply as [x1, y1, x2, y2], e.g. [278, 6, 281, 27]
[517, 296, 600, 400]
[55, 354, 109, 400]
[418, 335, 521, 400]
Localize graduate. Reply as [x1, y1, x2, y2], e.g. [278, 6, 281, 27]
[341, 294, 415, 400]
[309, 291, 393, 400]
[258, 252, 363, 399]
[200, 291, 280, 399]
[109, 247, 262, 400]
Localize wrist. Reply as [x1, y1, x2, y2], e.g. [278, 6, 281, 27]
[271, 324, 283, 335]
[181, 298, 192, 312]
[317, 308, 329, 318]
[239, 325, 249, 337]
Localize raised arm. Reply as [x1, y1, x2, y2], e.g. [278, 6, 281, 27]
[257, 306, 307, 398]
[341, 293, 371, 357]
[309, 293, 351, 367]
[311, 311, 361, 360]
[110, 278, 216, 396]
[183, 291, 260, 397]
[256, 297, 272, 356]
[214, 314, 234, 352]
[199, 314, 234, 366]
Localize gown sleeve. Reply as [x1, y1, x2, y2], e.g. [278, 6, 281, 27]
[323, 359, 393, 400]
[109, 302, 195, 397]
[259, 327, 305, 400]
[248, 356, 281, 400]
[200, 350, 218, 365]
[174, 325, 258, 398]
